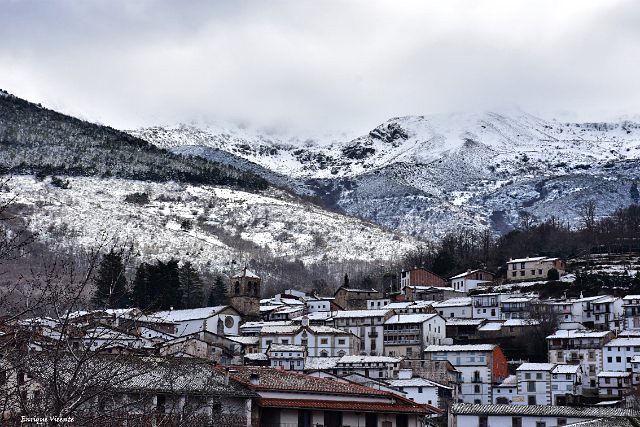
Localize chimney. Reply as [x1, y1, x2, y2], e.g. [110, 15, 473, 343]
[249, 373, 260, 385]
[302, 316, 310, 327]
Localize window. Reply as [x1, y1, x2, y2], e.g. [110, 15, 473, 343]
[536, 373, 543, 380]
[474, 385, 481, 393]
[528, 396, 536, 405]
[520, 271, 525, 276]
[512, 417, 522, 427]
[536, 423, 546, 427]
[320, 338, 328, 345]
[338, 339, 346, 345]
[524, 373, 531, 380]
[557, 419, 567, 427]
[512, 272, 517, 277]
[418, 387, 423, 393]
[527, 381, 535, 392]
[479, 416, 488, 427]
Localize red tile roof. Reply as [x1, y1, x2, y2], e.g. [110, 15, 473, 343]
[258, 398, 435, 415]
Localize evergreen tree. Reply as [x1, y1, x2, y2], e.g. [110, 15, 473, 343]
[631, 181, 639, 204]
[179, 262, 204, 308]
[91, 250, 128, 309]
[155, 259, 182, 310]
[208, 275, 228, 307]
[131, 262, 151, 309]
[343, 273, 350, 288]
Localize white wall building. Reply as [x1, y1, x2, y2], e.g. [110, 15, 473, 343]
[335, 355, 402, 379]
[383, 313, 446, 359]
[603, 337, 640, 372]
[551, 364, 584, 405]
[514, 363, 555, 406]
[260, 324, 359, 357]
[330, 309, 392, 356]
[471, 293, 510, 320]
[432, 298, 472, 319]
[152, 306, 241, 337]
[450, 270, 494, 293]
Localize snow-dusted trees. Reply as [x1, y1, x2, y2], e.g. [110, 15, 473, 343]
[179, 262, 204, 309]
[207, 275, 227, 307]
[91, 249, 129, 309]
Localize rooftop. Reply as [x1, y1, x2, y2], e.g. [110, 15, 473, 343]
[553, 364, 581, 374]
[384, 313, 439, 325]
[233, 267, 260, 279]
[337, 355, 402, 364]
[450, 403, 640, 418]
[597, 371, 632, 378]
[268, 344, 305, 353]
[152, 306, 230, 322]
[432, 297, 472, 307]
[425, 344, 496, 352]
[547, 330, 613, 340]
[330, 309, 392, 318]
[604, 337, 640, 347]
[516, 363, 556, 371]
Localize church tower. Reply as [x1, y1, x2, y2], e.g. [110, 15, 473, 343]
[228, 267, 261, 319]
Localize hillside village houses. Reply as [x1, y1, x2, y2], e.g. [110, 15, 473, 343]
[13, 257, 640, 425]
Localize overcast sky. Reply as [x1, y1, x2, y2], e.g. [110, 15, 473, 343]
[1, 0, 639, 135]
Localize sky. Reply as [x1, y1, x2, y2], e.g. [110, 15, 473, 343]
[1, 0, 639, 136]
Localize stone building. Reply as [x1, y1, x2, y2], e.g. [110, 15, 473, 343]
[229, 267, 261, 320]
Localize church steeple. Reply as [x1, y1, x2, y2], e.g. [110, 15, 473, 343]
[228, 266, 261, 319]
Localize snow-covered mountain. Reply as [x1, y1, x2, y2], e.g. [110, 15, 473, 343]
[132, 113, 640, 238]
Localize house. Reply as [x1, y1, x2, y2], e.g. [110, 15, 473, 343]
[424, 344, 508, 404]
[239, 320, 293, 337]
[335, 355, 402, 379]
[333, 286, 382, 310]
[259, 322, 360, 357]
[267, 344, 306, 371]
[493, 374, 517, 404]
[592, 296, 624, 331]
[623, 295, 640, 330]
[367, 298, 391, 310]
[401, 359, 462, 392]
[500, 296, 537, 320]
[224, 365, 438, 427]
[432, 297, 473, 319]
[329, 309, 393, 356]
[597, 371, 633, 399]
[386, 373, 453, 409]
[602, 337, 640, 373]
[471, 293, 510, 320]
[305, 297, 334, 313]
[400, 268, 447, 289]
[383, 313, 446, 359]
[386, 301, 436, 314]
[448, 403, 640, 427]
[506, 256, 566, 281]
[445, 319, 486, 342]
[404, 286, 464, 302]
[152, 306, 241, 337]
[547, 330, 615, 389]
[514, 363, 556, 405]
[450, 270, 495, 293]
[551, 364, 584, 405]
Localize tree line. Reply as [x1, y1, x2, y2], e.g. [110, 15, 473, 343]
[91, 250, 228, 311]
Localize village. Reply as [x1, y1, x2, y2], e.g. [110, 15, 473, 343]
[3, 255, 640, 426]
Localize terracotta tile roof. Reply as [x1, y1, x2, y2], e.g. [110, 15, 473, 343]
[258, 397, 437, 415]
[221, 365, 391, 396]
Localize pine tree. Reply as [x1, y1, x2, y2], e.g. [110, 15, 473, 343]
[631, 182, 639, 204]
[131, 262, 151, 309]
[155, 259, 182, 310]
[343, 273, 350, 288]
[91, 250, 129, 309]
[208, 275, 228, 307]
[179, 262, 204, 308]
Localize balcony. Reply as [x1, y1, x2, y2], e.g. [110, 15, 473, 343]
[368, 331, 378, 337]
[470, 377, 483, 383]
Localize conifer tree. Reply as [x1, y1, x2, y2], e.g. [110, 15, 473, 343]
[179, 262, 204, 308]
[343, 273, 350, 288]
[631, 181, 639, 204]
[131, 262, 151, 309]
[208, 275, 228, 307]
[91, 250, 128, 309]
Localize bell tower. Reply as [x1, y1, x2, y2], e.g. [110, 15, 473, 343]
[228, 267, 261, 319]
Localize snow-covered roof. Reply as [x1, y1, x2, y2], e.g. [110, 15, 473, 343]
[496, 374, 517, 387]
[268, 344, 305, 353]
[304, 357, 340, 370]
[330, 309, 391, 318]
[478, 322, 503, 331]
[604, 337, 640, 347]
[631, 356, 640, 363]
[516, 363, 555, 371]
[152, 306, 229, 322]
[425, 344, 496, 352]
[449, 269, 492, 280]
[597, 371, 631, 378]
[432, 297, 472, 307]
[387, 378, 451, 389]
[227, 336, 259, 345]
[310, 325, 350, 335]
[292, 312, 334, 321]
[337, 355, 401, 364]
[446, 318, 485, 326]
[623, 295, 640, 301]
[552, 364, 580, 374]
[501, 297, 534, 303]
[503, 319, 540, 327]
[244, 353, 268, 361]
[233, 267, 260, 279]
[450, 403, 640, 418]
[240, 320, 293, 329]
[547, 330, 612, 339]
[260, 325, 300, 334]
[507, 256, 549, 263]
[385, 313, 438, 325]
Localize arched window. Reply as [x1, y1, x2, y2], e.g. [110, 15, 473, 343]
[234, 281, 240, 295]
[320, 350, 328, 357]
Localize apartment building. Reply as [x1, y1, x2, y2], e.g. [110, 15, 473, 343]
[329, 309, 393, 356]
[514, 363, 555, 405]
[450, 269, 494, 293]
[506, 256, 565, 281]
[383, 313, 446, 359]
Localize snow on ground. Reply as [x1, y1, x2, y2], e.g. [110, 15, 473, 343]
[4, 176, 418, 270]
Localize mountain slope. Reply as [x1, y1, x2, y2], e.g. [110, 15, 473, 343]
[132, 112, 640, 238]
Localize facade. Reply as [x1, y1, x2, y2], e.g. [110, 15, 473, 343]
[551, 364, 584, 405]
[386, 375, 452, 408]
[493, 375, 517, 404]
[597, 371, 633, 399]
[228, 267, 261, 320]
[333, 287, 382, 310]
[449, 403, 640, 427]
[259, 324, 359, 357]
[330, 309, 393, 356]
[432, 297, 472, 319]
[424, 344, 508, 404]
[383, 314, 446, 359]
[225, 366, 437, 427]
[514, 363, 555, 406]
[450, 270, 494, 293]
[400, 268, 447, 289]
[152, 306, 241, 337]
[602, 337, 640, 372]
[335, 355, 402, 379]
[267, 344, 306, 371]
[500, 296, 536, 320]
[592, 296, 624, 331]
[506, 256, 566, 281]
[472, 293, 509, 320]
[623, 295, 640, 330]
[547, 330, 615, 389]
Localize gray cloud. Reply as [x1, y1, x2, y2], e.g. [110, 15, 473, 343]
[1, 0, 639, 135]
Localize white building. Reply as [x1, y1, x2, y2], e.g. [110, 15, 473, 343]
[551, 364, 584, 405]
[367, 299, 391, 310]
[506, 256, 565, 281]
[330, 309, 393, 356]
[592, 296, 624, 331]
[305, 298, 333, 313]
[267, 344, 306, 371]
[424, 344, 507, 404]
[623, 295, 640, 330]
[471, 293, 510, 320]
[450, 270, 494, 293]
[386, 375, 451, 408]
[597, 371, 633, 399]
[260, 323, 359, 357]
[603, 337, 640, 372]
[493, 375, 517, 404]
[501, 296, 536, 320]
[432, 297, 472, 319]
[547, 329, 615, 389]
[152, 306, 241, 337]
[383, 313, 446, 359]
[335, 355, 402, 379]
[515, 363, 555, 406]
